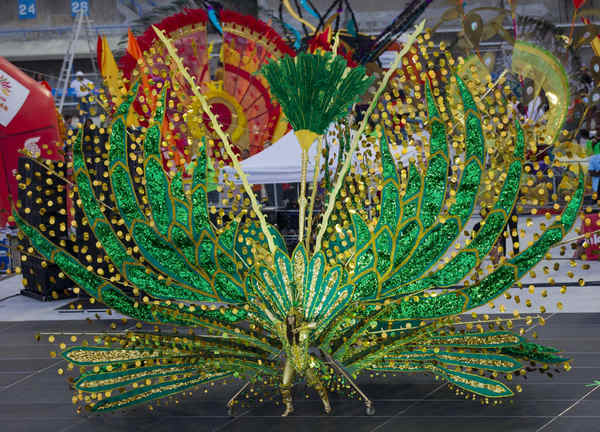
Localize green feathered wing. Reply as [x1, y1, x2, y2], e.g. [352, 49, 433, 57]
[14, 72, 583, 410]
[317, 75, 583, 396]
[15, 84, 285, 411]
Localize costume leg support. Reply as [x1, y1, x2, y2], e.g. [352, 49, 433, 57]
[226, 381, 251, 416]
[321, 349, 375, 415]
[306, 368, 331, 414]
[281, 359, 295, 416]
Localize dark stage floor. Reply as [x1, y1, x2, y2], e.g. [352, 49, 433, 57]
[0, 314, 599, 432]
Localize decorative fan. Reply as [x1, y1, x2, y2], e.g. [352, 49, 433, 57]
[118, 9, 295, 170]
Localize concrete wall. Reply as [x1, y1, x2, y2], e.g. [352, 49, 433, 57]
[257, 0, 598, 34]
[0, 0, 256, 61]
[0, 0, 257, 28]
[0, 0, 121, 27]
[2, 0, 599, 63]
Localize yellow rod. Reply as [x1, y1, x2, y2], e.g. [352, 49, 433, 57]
[297, 148, 309, 244]
[283, 0, 316, 32]
[153, 26, 277, 253]
[305, 136, 323, 253]
[331, 30, 340, 55]
[313, 20, 425, 255]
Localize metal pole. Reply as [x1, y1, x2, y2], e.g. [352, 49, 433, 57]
[320, 349, 374, 413]
[226, 381, 251, 411]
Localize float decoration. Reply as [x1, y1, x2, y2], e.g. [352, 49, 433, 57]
[12, 13, 588, 419]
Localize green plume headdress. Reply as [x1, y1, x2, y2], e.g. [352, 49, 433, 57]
[261, 51, 374, 150]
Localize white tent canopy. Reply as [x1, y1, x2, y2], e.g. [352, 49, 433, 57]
[221, 130, 422, 185]
[221, 131, 320, 184]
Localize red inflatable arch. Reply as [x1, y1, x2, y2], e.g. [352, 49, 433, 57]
[0, 56, 62, 226]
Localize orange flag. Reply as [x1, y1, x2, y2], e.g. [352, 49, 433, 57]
[127, 29, 143, 60]
[126, 29, 156, 117]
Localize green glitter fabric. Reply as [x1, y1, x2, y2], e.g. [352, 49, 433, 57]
[14, 57, 583, 414]
[261, 52, 374, 136]
[383, 119, 525, 297]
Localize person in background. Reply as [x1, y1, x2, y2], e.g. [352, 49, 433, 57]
[70, 71, 92, 117]
[62, 115, 72, 130]
[589, 141, 600, 195]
